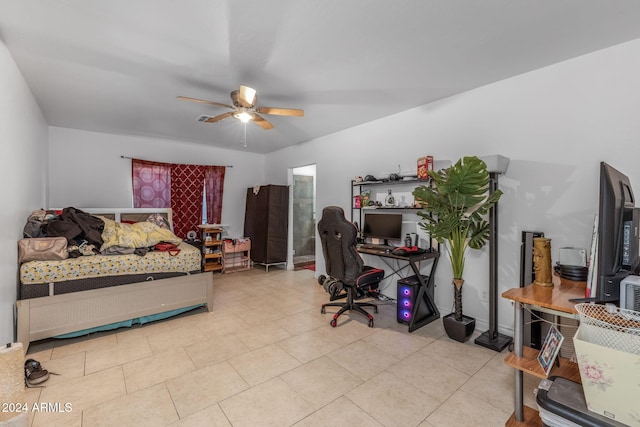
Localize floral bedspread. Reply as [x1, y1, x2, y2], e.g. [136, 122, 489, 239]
[20, 242, 200, 285]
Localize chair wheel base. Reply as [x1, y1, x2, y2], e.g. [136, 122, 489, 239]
[322, 300, 377, 328]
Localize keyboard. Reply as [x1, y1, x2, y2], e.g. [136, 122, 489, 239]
[358, 244, 394, 251]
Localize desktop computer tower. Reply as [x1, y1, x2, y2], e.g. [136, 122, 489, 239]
[397, 275, 433, 324]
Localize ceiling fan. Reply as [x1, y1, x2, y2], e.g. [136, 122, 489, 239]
[177, 85, 304, 130]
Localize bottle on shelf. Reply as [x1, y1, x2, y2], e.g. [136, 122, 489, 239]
[385, 189, 395, 207]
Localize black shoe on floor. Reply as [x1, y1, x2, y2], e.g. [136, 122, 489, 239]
[25, 359, 50, 387]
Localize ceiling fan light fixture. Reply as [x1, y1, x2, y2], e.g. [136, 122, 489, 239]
[178, 85, 303, 131]
[240, 85, 257, 106]
[234, 110, 253, 123]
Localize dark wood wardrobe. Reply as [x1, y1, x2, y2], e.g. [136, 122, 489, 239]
[243, 185, 289, 265]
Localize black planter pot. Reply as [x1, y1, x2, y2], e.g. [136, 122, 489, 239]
[443, 313, 476, 343]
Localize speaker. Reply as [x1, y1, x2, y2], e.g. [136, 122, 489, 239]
[521, 231, 544, 349]
[397, 275, 431, 324]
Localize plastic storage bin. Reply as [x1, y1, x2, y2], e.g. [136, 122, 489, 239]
[536, 377, 626, 427]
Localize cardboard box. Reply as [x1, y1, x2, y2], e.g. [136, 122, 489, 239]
[573, 325, 640, 425]
[417, 156, 433, 180]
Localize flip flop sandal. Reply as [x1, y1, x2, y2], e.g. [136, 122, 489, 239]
[24, 359, 57, 387]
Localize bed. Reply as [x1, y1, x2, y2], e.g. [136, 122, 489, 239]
[16, 208, 214, 352]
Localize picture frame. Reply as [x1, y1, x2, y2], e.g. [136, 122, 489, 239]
[537, 324, 565, 376]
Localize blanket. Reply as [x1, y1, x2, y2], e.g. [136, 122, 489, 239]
[43, 207, 104, 247]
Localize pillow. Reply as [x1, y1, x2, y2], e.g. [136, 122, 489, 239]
[99, 217, 182, 252]
[147, 213, 171, 229]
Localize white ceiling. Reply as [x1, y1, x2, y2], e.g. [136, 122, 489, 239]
[2, 1, 640, 154]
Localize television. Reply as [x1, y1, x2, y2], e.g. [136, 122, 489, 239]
[592, 162, 637, 303]
[362, 213, 403, 245]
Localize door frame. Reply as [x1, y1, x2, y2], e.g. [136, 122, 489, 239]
[287, 164, 316, 270]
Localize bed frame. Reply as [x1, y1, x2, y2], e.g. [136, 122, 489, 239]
[16, 208, 214, 352]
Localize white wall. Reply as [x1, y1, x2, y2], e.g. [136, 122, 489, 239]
[0, 39, 49, 344]
[266, 38, 640, 334]
[48, 127, 266, 238]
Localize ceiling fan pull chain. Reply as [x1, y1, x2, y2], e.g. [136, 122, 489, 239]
[243, 123, 247, 148]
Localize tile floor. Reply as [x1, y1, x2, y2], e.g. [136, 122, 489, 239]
[25, 268, 538, 427]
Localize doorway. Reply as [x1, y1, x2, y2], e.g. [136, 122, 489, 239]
[292, 165, 316, 269]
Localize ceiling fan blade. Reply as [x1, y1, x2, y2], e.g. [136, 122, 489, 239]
[201, 112, 233, 123]
[239, 85, 257, 106]
[177, 96, 234, 110]
[252, 113, 274, 130]
[256, 107, 304, 117]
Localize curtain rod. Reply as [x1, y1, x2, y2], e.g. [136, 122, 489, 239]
[120, 155, 233, 168]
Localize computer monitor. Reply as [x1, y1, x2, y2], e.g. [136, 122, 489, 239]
[362, 213, 403, 245]
[593, 162, 637, 303]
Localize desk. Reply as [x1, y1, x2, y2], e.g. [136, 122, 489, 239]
[358, 247, 440, 332]
[502, 277, 585, 426]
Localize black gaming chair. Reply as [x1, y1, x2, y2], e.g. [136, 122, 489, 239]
[317, 206, 384, 327]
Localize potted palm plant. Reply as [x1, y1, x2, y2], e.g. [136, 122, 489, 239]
[412, 156, 502, 342]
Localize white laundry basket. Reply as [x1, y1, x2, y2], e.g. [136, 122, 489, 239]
[572, 303, 640, 425]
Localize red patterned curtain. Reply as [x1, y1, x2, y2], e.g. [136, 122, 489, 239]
[132, 160, 171, 208]
[131, 159, 225, 239]
[171, 164, 206, 239]
[205, 166, 226, 224]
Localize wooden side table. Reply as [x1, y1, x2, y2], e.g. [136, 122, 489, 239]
[201, 226, 223, 272]
[502, 277, 585, 426]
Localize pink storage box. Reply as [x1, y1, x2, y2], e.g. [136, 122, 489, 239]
[223, 238, 250, 253]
